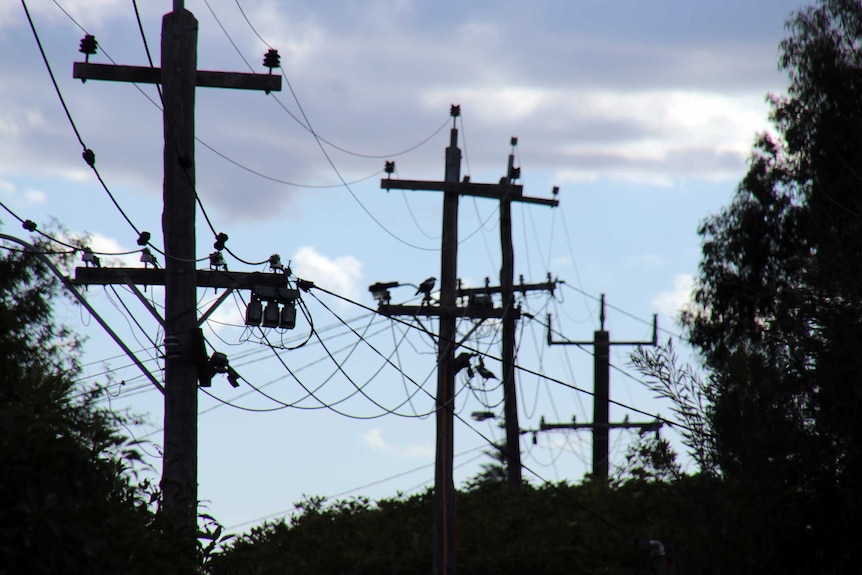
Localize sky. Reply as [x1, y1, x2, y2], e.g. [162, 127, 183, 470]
[1, 0, 812, 534]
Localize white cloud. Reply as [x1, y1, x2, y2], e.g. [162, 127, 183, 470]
[87, 232, 139, 267]
[363, 428, 433, 458]
[426, 87, 769, 185]
[0, 180, 15, 197]
[203, 294, 246, 335]
[652, 273, 694, 319]
[363, 428, 389, 451]
[23, 188, 46, 204]
[291, 246, 363, 301]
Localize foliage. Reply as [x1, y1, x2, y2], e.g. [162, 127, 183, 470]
[209, 481, 711, 575]
[673, 0, 862, 571]
[0, 238, 174, 573]
[613, 427, 682, 485]
[630, 340, 717, 475]
[462, 441, 508, 491]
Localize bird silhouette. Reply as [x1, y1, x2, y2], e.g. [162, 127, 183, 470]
[416, 276, 436, 299]
[475, 357, 497, 380]
[476, 364, 497, 380]
[454, 352, 475, 374]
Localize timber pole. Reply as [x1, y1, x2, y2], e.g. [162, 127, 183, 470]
[160, 7, 199, 567]
[72, 2, 281, 568]
[379, 110, 557, 572]
[500, 141, 521, 487]
[547, 294, 657, 484]
[433, 111, 461, 575]
[593, 321, 611, 482]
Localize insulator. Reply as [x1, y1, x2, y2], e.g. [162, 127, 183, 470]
[450, 104, 460, 118]
[137, 231, 151, 246]
[140, 248, 157, 266]
[245, 298, 263, 326]
[22, 220, 37, 232]
[209, 251, 226, 270]
[82, 249, 100, 268]
[280, 304, 297, 330]
[263, 301, 280, 328]
[384, 161, 395, 174]
[510, 136, 518, 147]
[263, 48, 281, 70]
[213, 232, 228, 251]
[269, 254, 284, 272]
[79, 35, 98, 56]
[509, 166, 521, 180]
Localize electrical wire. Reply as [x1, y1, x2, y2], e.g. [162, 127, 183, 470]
[29, 1, 163, 254]
[224, 445, 487, 531]
[308, 282, 686, 433]
[560, 282, 685, 340]
[230, 0, 451, 160]
[305, 290, 441, 417]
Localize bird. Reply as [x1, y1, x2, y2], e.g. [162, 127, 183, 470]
[416, 276, 436, 299]
[475, 357, 497, 380]
[454, 352, 475, 374]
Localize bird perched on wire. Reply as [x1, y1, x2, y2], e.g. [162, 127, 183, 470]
[454, 351, 475, 374]
[475, 357, 497, 380]
[416, 276, 436, 302]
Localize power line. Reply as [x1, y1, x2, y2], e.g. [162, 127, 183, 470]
[24, 0, 160, 252]
[310, 282, 690, 434]
[229, 0, 451, 160]
[224, 445, 488, 531]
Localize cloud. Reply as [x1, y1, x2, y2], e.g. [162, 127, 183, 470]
[23, 188, 46, 204]
[652, 273, 694, 319]
[0, 179, 15, 197]
[86, 232, 140, 267]
[291, 245, 363, 301]
[0, 1, 800, 223]
[363, 428, 389, 451]
[363, 428, 433, 458]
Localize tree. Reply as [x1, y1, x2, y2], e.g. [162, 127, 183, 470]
[463, 441, 509, 491]
[210, 482, 701, 575]
[673, 0, 862, 570]
[0, 235, 172, 573]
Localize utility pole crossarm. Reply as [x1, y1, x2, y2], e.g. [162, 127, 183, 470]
[547, 311, 658, 347]
[376, 303, 518, 320]
[539, 418, 663, 433]
[73, 267, 290, 290]
[73, 62, 282, 92]
[381, 178, 558, 207]
[458, 278, 557, 298]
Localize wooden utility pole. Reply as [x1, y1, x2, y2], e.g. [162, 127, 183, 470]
[500, 139, 520, 486]
[436, 109, 460, 575]
[379, 110, 557, 573]
[547, 294, 657, 483]
[73, 3, 281, 570]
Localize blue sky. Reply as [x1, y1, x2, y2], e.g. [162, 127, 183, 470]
[1, 0, 811, 532]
